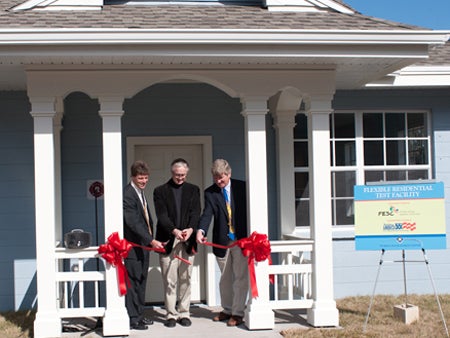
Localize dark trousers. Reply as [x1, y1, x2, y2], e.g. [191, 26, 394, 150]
[124, 256, 149, 324]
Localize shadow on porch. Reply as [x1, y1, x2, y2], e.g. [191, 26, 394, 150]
[61, 304, 310, 337]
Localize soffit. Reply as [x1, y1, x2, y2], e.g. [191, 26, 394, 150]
[0, 44, 432, 91]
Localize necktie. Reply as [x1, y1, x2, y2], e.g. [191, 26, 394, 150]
[141, 190, 152, 235]
[223, 188, 235, 240]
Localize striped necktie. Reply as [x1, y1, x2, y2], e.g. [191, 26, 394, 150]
[223, 188, 235, 240]
[141, 190, 152, 235]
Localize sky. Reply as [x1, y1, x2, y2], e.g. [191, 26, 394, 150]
[343, 0, 450, 30]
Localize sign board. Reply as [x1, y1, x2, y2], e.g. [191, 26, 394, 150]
[354, 181, 446, 250]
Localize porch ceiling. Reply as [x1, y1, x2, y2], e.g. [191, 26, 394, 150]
[0, 29, 447, 91]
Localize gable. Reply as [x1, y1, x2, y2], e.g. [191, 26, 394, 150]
[11, 0, 355, 13]
[12, 0, 103, 11]
[264, 0, 354, 13]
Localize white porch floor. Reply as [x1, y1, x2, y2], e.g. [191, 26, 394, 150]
[61, 304, 310, 337]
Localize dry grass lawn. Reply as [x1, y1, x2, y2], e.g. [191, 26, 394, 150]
[0, 310, 35, 338]
[1, 294, 449, 337]
[282, 294, 450, 338]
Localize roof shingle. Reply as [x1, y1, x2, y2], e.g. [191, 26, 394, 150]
[0, 3, 426, 30]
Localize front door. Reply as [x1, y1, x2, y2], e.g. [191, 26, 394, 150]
[128, 136, 212, 304]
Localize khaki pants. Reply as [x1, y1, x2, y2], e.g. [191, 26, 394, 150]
[216, 245, 249, 317]
[159, 241, 195, 320]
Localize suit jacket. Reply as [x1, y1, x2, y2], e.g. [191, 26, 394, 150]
[123, 183, 154, 261]
[154, 180, 201, 255]
[198, 178, 248, 258]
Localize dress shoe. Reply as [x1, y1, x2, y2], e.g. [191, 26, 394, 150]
[130, 322, 148, 330]
[140, 317, 154, 325]
[227, 315, 243, 327]
[178, 317, 192, 327]
[164, 318, 177, 328]
[212, 311, 231, 322]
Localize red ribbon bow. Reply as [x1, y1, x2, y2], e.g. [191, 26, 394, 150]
[201, 231, 273, 298]
[98, 232, 133, 296]
[98, 232, 167, 295]
[237, 231, 273, 298]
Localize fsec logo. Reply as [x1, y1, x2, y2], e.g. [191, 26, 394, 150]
[378, 210, 394, 216]
[378, 206, 399, 216]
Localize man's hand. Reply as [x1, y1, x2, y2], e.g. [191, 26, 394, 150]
[173, 228, 184, 241]
[150, 239, 164, 249]
[196, 230, 206, 244]
[180, 228, 193, 242]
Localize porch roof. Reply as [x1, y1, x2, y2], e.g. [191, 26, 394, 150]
[417, 40, 450, 66]
[0, 1, 448, 92]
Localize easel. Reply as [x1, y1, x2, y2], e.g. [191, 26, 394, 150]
[363, 246, 449, 337]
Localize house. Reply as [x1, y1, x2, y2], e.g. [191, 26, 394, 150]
[0, 0, 449, 337]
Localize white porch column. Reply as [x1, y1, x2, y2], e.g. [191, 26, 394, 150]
[241, 97, 275, 330]
[98, 96, 129, 336]
[306, 95, 339, 327]
[272, 109, 298, 236]
[31, 97, 61, 338]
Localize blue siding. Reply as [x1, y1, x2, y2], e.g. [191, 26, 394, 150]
[0, 91, 35, 311]
[332, 89, 450, 298]
[62, 92, 104, 244]
[123, 83, 246, 176]
[334, 240, 450, 298]
[2, 85, 450, 312]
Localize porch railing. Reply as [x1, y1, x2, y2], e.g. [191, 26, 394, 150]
[55, 247, 105, 318]
[268, 240, 314, 310]
[53, 240, 313, 320]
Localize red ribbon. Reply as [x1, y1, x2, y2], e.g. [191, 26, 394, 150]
[98, 232, 166, 296]
[201, 231, 273, 298]
[174, 255, 192, 265]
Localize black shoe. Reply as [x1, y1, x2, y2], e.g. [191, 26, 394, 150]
[164, 318, 177, 328]
[140, 317, 154, 325]
[130, 322, 148, 330]
[213, 311, 231, 322]
[178, 317, 192, 327]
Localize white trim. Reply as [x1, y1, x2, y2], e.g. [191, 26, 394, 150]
[31, 101, 62, 337]
[367, 65, 450, 87]
[9, 0, 353, 14]
[12, 0, 102, 11]
[12, 0, 46, 11]
[126, 136, 212, 183]
[311, 0, 354, 14]
[291, 226, 355, 239]
[98, 98, 130, 336]
[295, 110, 432, 238]
[241, 98, 275, 330]
[264, 0, 354, 13]
[0, 29, 448, 45]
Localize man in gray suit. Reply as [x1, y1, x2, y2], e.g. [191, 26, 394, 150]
[154, 158, 201, 328]
[123, 160, 164, 330]
[196, 159, 249, 327]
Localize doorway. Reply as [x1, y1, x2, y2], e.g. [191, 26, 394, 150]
[126, 136, 213, 304]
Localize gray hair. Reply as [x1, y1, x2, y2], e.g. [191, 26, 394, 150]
[171, 158, 189, 172]
[211, 159, 231, 176]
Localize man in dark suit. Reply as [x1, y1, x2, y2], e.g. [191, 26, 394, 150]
[123, 160, 164, 330]
[196, 159, 249, 327]
[154, 158, 201, 328]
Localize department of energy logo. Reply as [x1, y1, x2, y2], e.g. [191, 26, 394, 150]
[383, 222, 417, 232]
